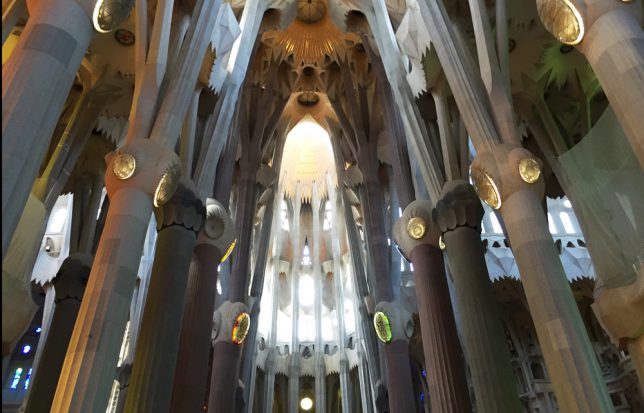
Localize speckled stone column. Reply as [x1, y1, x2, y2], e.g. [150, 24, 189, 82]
[52, 140, 181, 412]
[433, 180, 522, 412]
[207, 301, 249, 413]
[123, 180, 205, 412]
[2, 0, 95, 256]
[23, 253, 92, 413]
[171, 200, 235, 413]
[471, 144, 613, 412]
[394, 202, 471, 413]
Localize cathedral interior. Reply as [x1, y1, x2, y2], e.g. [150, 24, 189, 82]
[2, 0, 644, 412]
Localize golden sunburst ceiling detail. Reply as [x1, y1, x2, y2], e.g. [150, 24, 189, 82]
[263, 0, 358, 67]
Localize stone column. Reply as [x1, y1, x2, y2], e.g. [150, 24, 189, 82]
[394, 201, 472, 412]
[2, 0, 95, 255]
[433, 180, 522, 412]
[288, 188, 303, 413]
[537, 0, 644, 167]
[470, 144, 613, 412]
[372, 301, 417, 413]
[171, 199, 235, 413]
[207, 301, 249, 412]
[23, 253, 92, 413]
[123, 180, 205, 412]
[52, 139, 181, 412]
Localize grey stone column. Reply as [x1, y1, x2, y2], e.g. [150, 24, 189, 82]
[23, 253, 92, 413]
[123, 180, 205, 412]
[394, 202, 472, 413]
[433, 180, 522, 412]
[471, 144, 613, 412]
[171, 199, 234, 413]
[52, 140, 181, 412]
[2, 0, 95, 256]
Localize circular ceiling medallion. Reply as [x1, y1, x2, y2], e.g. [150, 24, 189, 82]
[114, 28, 135, 46]
[297, 0, 327, 24]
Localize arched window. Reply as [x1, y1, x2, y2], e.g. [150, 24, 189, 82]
[302, 244, 311, 265]
[46, 207, 68, 233]
[23, 368, 32, 390]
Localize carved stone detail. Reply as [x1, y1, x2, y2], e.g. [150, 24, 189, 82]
[433, 179, 484, 234]
[154, 178, 206, 233]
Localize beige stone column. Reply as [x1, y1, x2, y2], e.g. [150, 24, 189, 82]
[1, 0, 95, 256]
[433, 180, 522, 412]
[52, 140, 181, 412]
[394, 202, 472, 413]
[591, 265, 644, 389]
[537, 0, 644, 167]
[471, 144, 614, 412]
[123, 180, 205, 412]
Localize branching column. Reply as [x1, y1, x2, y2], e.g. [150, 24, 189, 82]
[171, 199, 235, 412]
[394, 201, 472, 412]
[471, 144, 614, 412]
[123, 180, 205, 412]
[312, 184, 327, 413]
[2, 0, 95, 255]
[23, 254, 92, 413]
[433, 180, 522, 412]
[288, 187, 303, 413]
[538, 0, 644, 167]
[52, 140, 180, 411]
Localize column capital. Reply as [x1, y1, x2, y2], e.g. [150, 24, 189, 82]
[197, 199, 236, 259]
[373, 301, 414, 344]
[470, 144, 545, 211]
[154, 178, 206, 234]
[52, 253, 93, 303]
[105, 139, 182, 207]
[212, 301, 250, 346]
[394, 200, 441, 257]
[433, 179, 484, 234]
[592, 273, 644, 345]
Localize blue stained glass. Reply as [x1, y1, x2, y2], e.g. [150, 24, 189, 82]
[23, 368, 32, 389]
[10, 368, 22, 389]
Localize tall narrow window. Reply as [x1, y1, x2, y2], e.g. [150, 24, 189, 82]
[23, 368, 32, 390]
[547, 213, 557, 234]
[281, 200, 289, 230]
[323, 201, 332, 230]
[559, 212, 575, 234]
[302, 243, 311, 265]
[490, 212, 503, 234]
[10, 368, 22, 389]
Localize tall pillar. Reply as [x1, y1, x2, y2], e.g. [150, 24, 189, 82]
[470, 144, 614, 412]
[207, 301, 250, 412]
[394, 201, 472, 412]
[123, 180, 205, 412]
[537, 0, 644, 167]
[23, 253, 92, 413]
[2, 0, 96, 255]
[312, 185, 327, 413]
[433, 180, 522, 412]
[170, 199, 234, 412]
[288, 188, 303, 413]
[52, 139, 181, 412]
